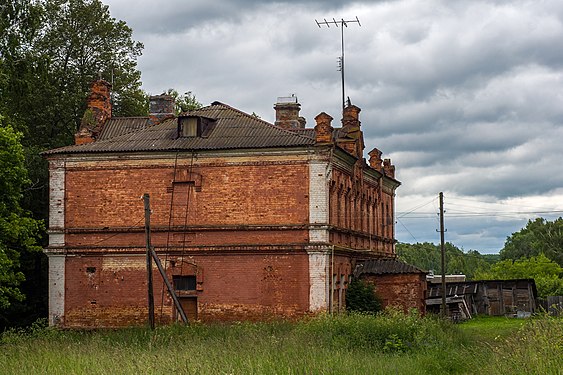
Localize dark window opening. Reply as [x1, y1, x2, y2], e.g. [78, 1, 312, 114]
[86, 267, 96, 273]
[173, 275, 197, 291]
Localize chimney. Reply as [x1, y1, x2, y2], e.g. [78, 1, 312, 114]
[368, 148, 383, 171]
[274, 96, 304, 130]
[383, 158, 396, 178]
[149, 95, 175, 124]
[75, 79, 112, 145]
[314, 112, 334, 144]
[336, 102, 364, 158]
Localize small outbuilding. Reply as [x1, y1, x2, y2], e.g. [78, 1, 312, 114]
[354, 258, 427, 314]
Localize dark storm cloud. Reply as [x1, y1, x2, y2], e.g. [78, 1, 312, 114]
[102, 0, 563, 253]
[106, 0, 358, 35]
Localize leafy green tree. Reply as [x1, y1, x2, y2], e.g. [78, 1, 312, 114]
[346, 279, 382, 314]
[0, 119, 43, 315]
[474, 254, 563, 298]
[0, 0, 145, 326]
[396, 242, 491, 279]
[1, 0, 147, 219]
[500, 217, 563, 267]
[165, 89, 203, 114]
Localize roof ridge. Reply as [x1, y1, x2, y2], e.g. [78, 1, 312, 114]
[189, 101, 317, 142]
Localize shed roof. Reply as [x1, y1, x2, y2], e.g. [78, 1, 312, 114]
[44, 102, 316, 155]
[354, 258, 426, 277]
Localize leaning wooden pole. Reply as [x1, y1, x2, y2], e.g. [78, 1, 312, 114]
[439, 192, 447, 318]
[149, 247, 188, 324]
[143, 193, 155, 330]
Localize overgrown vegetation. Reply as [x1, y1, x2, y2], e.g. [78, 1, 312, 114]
[1, 313, 560, 374]
[475, 254, 563, 298]
[345, 279, 382, 313]
[501, 217, 563, 266]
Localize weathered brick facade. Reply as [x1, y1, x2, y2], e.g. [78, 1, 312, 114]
[44, 85, 406, 327]
[361, 273, 427, 313]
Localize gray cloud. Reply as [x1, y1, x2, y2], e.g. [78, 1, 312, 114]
[103, 0, 563, 253]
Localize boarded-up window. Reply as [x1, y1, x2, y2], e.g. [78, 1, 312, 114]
[173, 275, 197, 291]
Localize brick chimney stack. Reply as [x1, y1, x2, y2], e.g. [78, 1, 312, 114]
[75, 79, 112, 145]
[368, 148, 383, 171]
[314, 112, 334, 144]
[336, 103, 364, 158]
[149, 95, 175, 124]
[274, 96, 304, 130]
[383, 158, 396, 178]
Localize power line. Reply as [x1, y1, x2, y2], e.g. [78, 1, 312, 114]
[396, 217, 418, 242]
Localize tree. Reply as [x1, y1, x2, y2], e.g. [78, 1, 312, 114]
[1, 0, 147, 220]
[165, 89, 203, 114]
[396, 242, 491, 280]
[474, 254, 563, 298]
[0, 119, 43, 316]
[500, 217, 563, 267]
[0, 0, 145, 326]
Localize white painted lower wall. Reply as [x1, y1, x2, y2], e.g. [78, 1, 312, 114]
[308, 250, 329, 312]
[48, 255, 65, 326]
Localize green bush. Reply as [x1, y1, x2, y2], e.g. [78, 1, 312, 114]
[345, 278, 382, 313]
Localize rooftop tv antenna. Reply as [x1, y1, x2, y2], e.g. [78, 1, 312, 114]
[315, 16, 361, 114]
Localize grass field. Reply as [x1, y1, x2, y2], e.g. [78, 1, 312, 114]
[1, 312, 561, 375]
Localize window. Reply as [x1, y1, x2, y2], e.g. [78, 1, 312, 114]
[180, 117, 199, 137]
[173, 275, 197, 291]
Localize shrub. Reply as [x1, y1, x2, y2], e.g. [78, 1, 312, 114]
[345, 279, 382, 313]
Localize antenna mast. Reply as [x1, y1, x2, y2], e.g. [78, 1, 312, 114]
[315, 16, 361, 114]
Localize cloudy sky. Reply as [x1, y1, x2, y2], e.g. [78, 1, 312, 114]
[104, 0, 563, 254]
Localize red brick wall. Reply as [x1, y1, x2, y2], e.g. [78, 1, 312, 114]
[65, 160, 309, 248]
[61, 157, 314, 327]
[63, 252, 311, 327]
[328, 166, 395, 255]
[361, 274, 427, 314]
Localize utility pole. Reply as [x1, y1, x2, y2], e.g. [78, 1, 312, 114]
[315, 17, 361, 114]
[439, 192, 447, 318]
[143, 193, 155, 330]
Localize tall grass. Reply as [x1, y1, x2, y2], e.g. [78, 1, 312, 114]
[0, 312, 560, 374]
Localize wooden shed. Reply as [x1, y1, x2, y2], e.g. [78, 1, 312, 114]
[427, 279, 537, 318]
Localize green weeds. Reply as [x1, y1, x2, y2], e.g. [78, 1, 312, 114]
[0, 312, 561, 374]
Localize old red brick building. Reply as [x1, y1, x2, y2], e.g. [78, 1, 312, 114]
[44, 80, 416, 328]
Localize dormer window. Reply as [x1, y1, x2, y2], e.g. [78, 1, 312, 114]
[179, 116, 200, 137]
[178, 115, 216, 138]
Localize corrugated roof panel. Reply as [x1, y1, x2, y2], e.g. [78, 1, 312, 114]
[98, 117, 151, 140]
[43, 102, 316, 155]
[354, 258, 426, 276]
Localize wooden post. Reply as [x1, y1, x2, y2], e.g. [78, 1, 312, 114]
[439, 192, 447, 318]
[143, 193, 155, 330]
[149, 246, 188, 323]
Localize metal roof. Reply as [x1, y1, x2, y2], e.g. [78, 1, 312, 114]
[44, 102, 316, 155]
[354, 258, 426, 277]
[97, 117, 151, 140]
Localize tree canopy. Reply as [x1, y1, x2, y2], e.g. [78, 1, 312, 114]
[475, 254, 563, 298]
[1, 0, 146, 149]
[0, 119, 43, 312]
[500, 217, 563, 267]
[165, 89, 203, 114]
[0, 0, 145, 326]
[396, 242, 491, 280]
